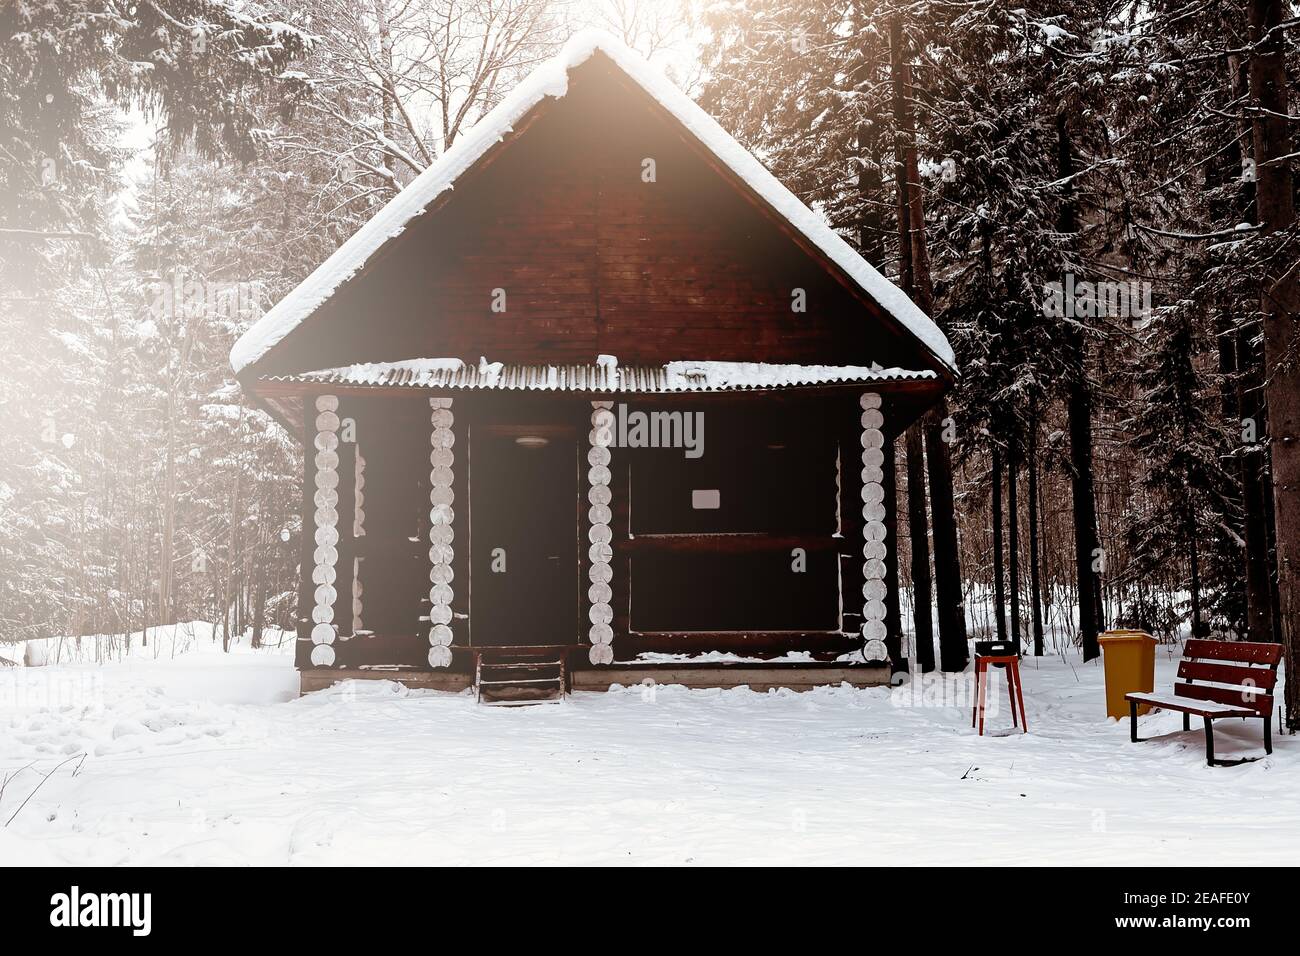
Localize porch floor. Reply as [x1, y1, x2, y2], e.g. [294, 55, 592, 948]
[571, 661, 890, 692]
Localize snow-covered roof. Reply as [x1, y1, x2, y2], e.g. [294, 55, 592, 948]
[231, 30, 956, 376]
[266, 358, 938, 393]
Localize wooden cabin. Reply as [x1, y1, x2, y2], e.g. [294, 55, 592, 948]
[232, 32, 956, 702]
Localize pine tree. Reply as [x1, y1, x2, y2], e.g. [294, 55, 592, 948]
[1122, 304, 1244, 635]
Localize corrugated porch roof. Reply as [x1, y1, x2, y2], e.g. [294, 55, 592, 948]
[264, 359, 938, 393]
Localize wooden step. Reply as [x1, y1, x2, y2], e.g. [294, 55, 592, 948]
[477, 644, 571, 657]
[479, 677, 563, 687]
[478, 696, 564, 707]
[476, 647, 569, 705]
[479, 680, 564, 705]
[480, 662, 563, 682]
[478, 651, 565, 665]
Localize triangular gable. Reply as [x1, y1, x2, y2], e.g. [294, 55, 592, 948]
[231, 30, 956, 377]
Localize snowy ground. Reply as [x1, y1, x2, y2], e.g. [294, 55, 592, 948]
[1, 628, 1294, 866]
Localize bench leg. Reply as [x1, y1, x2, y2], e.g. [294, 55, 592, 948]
[977, 662, 988, 736]
[1129, 699, 1139, 743]
[1013, 662, 1028, 732]
[1183, 712, 1190, 732]
[1204, 717, 1215, 766]
[1264, 713, 1273, 755]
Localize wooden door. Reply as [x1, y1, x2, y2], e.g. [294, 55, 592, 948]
[471, 426, 578, 646]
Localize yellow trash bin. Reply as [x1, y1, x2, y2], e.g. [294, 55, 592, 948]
[1098, 629, 1157, 720]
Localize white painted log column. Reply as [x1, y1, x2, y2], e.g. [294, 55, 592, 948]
[310, 395, 341, 666]
[587, 402, 615, 665]
[859, 392, 890, 663]
[427, 398, 455, 668]
[351, 448, 366, 634]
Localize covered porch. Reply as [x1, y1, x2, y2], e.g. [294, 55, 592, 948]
[256, 358, 944, 697]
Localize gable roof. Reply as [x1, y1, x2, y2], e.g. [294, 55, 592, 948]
[230, 30, 956, 377]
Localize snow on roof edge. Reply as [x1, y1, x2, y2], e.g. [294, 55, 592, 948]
[230, 30, 956, 376]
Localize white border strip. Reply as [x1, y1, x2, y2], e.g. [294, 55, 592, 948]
[427, 398, 455, 668]
[859, 393, 889, 663]
[588, 402, 615, 665]
[309, 395, 341, 666]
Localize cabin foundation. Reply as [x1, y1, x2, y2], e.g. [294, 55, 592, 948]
[297, 662, 891, 697]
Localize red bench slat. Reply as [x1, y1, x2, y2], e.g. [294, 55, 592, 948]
[1126, 692, 1254, 718]
[1175, 681, 1272, 717]
[1177, 659, 1278, 691]
[1183, 639, 1283, 665]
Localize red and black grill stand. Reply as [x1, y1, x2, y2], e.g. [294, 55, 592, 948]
[971, 640, 1028, 736]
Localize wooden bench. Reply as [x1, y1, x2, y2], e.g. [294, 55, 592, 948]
[1126, 639, 1281, 766]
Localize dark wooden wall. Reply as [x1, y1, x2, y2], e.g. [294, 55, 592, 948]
[296, 391, 884, 668]
[258, 54, 932, 378]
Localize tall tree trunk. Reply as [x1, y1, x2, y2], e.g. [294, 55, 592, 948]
[889, 18, 914, 301]
[1228, 52, 1279, 644]
[891, 16, 968, 671]
[1028, 422, 1045, 655]
[920, 377, 968, 657]
[228, 457, 243, 645]
[905, 426, 935, 671]
[374, 0, 398, 181]
[991, 445, 1007, 642]
[213, 573, 225, 650]
[1067, 347, 1103, 658]
[160, 392, 176, 626]
[1008, 446, 1022, 649]
[1056, 114, 1103, 660]
[1188, 510, 1203, 637]
[251, 527, 267, 650]
[158, 316, 196, 628]
[1239, 336, 1281, 642]
[1247, 0, 1300, 730]
[1216, 319, 1250, 635]
[855, 43, 886, 267]
[888, 17, 927, 671]
[1265, 471, 1284, 646]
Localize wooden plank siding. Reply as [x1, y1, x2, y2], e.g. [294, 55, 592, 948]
[253, 56, 935, 380]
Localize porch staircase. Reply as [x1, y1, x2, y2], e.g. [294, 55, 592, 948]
[475, 646, 568, 706]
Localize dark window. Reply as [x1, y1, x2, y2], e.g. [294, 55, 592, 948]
[631, 549, 840, 632]
[626, 403, 837, 535]
[623, 399, 843, 633]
